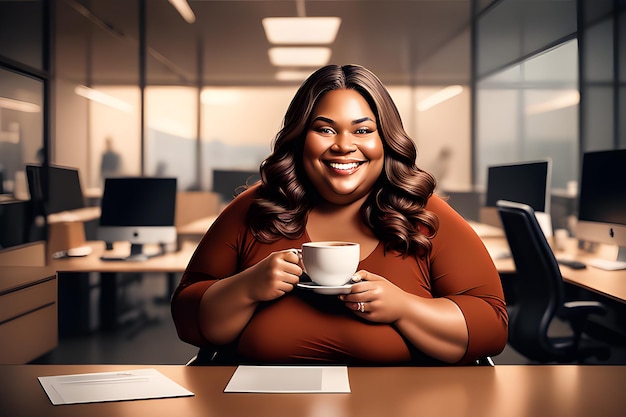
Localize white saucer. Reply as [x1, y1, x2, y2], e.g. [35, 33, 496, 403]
[297, 282, 353, 295]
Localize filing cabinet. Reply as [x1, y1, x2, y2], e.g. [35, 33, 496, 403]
[0, 267, 58, 364]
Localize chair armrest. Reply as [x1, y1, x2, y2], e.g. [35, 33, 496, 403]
[562, 300, 606, 339]
[563, 300, 606, 318]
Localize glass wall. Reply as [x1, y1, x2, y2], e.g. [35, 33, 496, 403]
[474, 0, 626, 230]
[52, 1, 473, 198]
[54, 0, 140, 191]
[0, 0, 46, 197]
[0, 0, 47, 248]
[580, 3, 626, 151]
[0, 68, 44, 198]
[475, 40, 578, 191]
[474, 0, 578, 193]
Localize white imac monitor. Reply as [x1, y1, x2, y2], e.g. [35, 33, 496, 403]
[576, 149, 626, 269]
[97, 177, 177, 261]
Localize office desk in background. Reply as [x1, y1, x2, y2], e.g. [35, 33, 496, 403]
[45, 212, 216, 334]
[1, 364, 625, 417]
[481, 236, 626, 304]
[48, 240, 197, 274]
[48, 240, 199, 332]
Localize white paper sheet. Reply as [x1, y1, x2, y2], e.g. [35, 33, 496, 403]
[38, 368, 194, 405]
[224, 365, 351, 393]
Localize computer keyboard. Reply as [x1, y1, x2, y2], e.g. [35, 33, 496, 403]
[586, 258, 626, 271]
[556, 258, 587, 270]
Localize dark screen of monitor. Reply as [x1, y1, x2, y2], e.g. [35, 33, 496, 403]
[48, 165, 85, 213]
[99, 177, 177, 227]
[485, 161, 549, 212]
[0, 200, 31, 249]
[212, 169, 260, 202]
[26, 165, 85, 214]
[578, 149, 626, 226]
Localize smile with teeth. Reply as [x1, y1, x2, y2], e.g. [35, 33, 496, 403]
[326, 161, 364, 171]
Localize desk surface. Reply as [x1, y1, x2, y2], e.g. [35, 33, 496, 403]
[482, 236, 626, 303]
[1, 364, 625, 417]
[47, 206, 101, 224]
[47, 226, 626, 302]
[48, 240, 197, 273]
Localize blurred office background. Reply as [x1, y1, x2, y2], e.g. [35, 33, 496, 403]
[2, 0, 625, 217]
[1, 0, 626, 364]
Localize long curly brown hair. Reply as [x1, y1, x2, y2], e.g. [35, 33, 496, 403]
[247, 64, 438, 258]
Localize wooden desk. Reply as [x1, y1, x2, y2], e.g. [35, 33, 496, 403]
[47, 206, 101, 224]
[48, 241, 198, 332]
[48, 240, 197, 274]
[1, 364, 624, 417]
[482, 236, 626, 303]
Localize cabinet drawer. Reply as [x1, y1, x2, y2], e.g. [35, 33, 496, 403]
[0, 305, 58, 364]
[0, 279, 57, 324]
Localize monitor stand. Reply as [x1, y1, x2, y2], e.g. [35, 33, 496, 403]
[100, 243, 164, 262]
[587, 246, 626, 271]
[124, 244, 150, 262]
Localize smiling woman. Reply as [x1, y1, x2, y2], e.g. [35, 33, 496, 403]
[171, 64, 508, 366]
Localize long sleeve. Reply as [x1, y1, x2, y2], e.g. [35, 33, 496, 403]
[426, 195, 509, 362]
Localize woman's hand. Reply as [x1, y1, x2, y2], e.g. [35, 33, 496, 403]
[197, 249, 302, 345]
[339, 269, 470, 363]
[243, 249, 303, 302]
[339, 270, 407, 323]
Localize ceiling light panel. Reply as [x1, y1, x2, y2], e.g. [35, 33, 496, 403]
[275, 70, 315, 81]
[268, 47, 332, 67]
[262, 17, 341, 44]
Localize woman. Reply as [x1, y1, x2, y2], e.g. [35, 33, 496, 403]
[171, 64, 508, 365]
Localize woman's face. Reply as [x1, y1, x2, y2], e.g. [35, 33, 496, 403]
[303, 88, 384, 205]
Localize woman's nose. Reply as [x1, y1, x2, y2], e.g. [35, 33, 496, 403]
[330, 132, 357, 153]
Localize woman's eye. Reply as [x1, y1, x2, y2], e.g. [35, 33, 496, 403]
[317, 127, 335, 134]
[355, 127, 370, 134]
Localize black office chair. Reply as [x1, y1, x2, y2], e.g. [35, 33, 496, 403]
[496, 200, 610, 363]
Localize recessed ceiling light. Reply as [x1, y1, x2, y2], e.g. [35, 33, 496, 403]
[0, 97, 41, 113]
[417, 85, 464, 112]
[74, 85, 133, 113]
[275, 70, 314, 81]
[526, 90, 580, 114]
[262, 17, 341, 44]
[168, 0, 196, 24]
[268, 47, 332, 67]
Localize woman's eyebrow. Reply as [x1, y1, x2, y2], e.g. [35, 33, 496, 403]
[311, 116, 375, 124]
[353, 117, 375, 124]
[312, 116, 334, 124]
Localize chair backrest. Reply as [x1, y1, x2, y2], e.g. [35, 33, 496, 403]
[496, 200, 565, 360]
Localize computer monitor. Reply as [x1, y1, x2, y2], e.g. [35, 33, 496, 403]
[97, 177, 177, 261]
[212, 169, 260, 204]
[576, 149, 626, 269]
[26, 164, 85, 214]
[0, 200, 32, 249]
[485, 159, 552, 213]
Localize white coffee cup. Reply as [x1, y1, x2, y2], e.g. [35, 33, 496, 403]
[300, 241, 360, 286]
